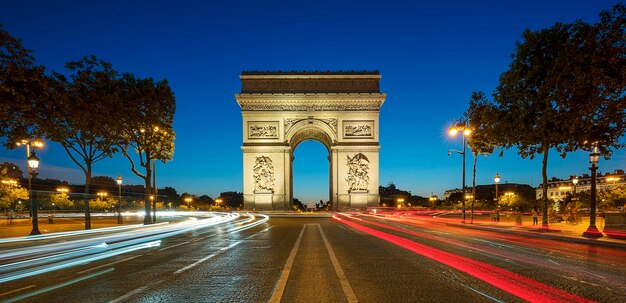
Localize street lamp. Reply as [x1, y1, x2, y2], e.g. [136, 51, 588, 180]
[216, 198, 223, 208]
[184, 197, 192, 209]
[27, 151, 41, 235]
[449, 124, 471, 223]
[397, 198, 405, 208]
[583, 150, 602, 238]
[116, 176, 123, 224]
[494, 173, 501, 222]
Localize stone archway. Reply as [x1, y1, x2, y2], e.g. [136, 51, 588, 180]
[236, 71, 386, 210]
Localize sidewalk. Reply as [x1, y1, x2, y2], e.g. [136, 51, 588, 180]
[446, 215, 626, 249]
[0, 216, 145, 238]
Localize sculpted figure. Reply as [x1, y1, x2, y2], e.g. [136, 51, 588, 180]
[346, 153, 369, 191]
[253, 156, 275, 192]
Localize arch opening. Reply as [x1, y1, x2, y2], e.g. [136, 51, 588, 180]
[292, 140, 330, 210]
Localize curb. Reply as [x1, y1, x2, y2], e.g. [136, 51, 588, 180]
[446, 222, 626, 250]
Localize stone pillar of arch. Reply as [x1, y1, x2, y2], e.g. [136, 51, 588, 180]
[236, 71, 386, 210]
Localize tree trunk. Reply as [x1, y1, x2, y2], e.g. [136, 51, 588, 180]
[143, 157, 152, 225]
[541, 145, 549, 228]
[84, 165, 92, 230]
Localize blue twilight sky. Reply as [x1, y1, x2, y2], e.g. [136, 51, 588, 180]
[1, 0, 625, 204]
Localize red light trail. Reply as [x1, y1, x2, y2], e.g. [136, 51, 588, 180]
[333, 214, 596, 303]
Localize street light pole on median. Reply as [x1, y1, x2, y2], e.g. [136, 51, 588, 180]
[449, 125, 471, 223]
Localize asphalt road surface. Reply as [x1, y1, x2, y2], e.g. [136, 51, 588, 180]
[1, 213, 625, 302]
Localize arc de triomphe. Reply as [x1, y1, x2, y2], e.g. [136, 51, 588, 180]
[236, 71, 386, 210]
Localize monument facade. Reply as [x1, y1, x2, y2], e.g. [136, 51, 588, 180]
[236, 71, 386, 210]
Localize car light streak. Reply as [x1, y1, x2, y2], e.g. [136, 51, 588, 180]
[2, 268, 114, 303]
[334, 214, 595, 303]
[0, 212, 245, 284]
[0, 240, 161, 283]
[366, 213, 626, 266]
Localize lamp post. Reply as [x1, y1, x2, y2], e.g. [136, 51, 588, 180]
[397, 198, 405, 208]
[216, 198, 223, 209]
[27, 151, 41, 235]
[494, 173, 501, 222]
[583, 150, 602, 238]
[17, 139, 43, 220]
[116, 176, 123, 224]
[184, 197, 192, 210]
[449, 125, 471, 223]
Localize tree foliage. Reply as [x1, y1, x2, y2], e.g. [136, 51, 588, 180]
[0, 185, 28, 210]
[0, 25, 47, 147]
[486, 3, 626, 226]
[47, 192, 74, 209]
[46, 55, 124, 229]
[0, 162, 24, 179]
[119, 73, 176, 223]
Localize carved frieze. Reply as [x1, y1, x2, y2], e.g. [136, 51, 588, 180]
[284, 118, 338, 136]
[240, 76, 381, 94]
[253, 156, 275, 192]
[343, 120, 374, 139]
[248, 121, 279, 139]
[239, 102, 382, 111]
[346, 153, 370, 191]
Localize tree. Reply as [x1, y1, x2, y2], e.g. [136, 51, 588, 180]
[494, 4, 626, 228]
[557, 4, 626, 156]
[494, 22, 580, 228]
[47, 192, 74, 210]
[89, 196, 117, 212]
[598, 186, 626, 211]
[0, 25, 47, 147]
[46, 55, 124, 229]
[159, 186, 181, 207]
[91, 176, 117, 188]
[0, 185, 28, 210]
[0, 162, 24, 179]
[119, 74, 175, 224]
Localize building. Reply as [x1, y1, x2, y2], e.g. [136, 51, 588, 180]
[536, 169, 625, 201]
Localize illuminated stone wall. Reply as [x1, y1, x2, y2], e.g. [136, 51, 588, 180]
[236, 72, 386, 210]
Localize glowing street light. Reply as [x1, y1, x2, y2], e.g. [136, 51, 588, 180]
[494, 173, 501, 222]
[448, 124, 471, 223]
[27, 151, 41, 235]
[583, 149, 602, 238]
[184, 197, 192, 209]
[397, 198, 405, 207]
[116, 175, 123, 224]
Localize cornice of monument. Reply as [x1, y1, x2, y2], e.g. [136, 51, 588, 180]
[235, 93, 386, 111]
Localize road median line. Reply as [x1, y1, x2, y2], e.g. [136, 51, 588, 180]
[268, 224, 306, 303]
[317, 224, 358, 302]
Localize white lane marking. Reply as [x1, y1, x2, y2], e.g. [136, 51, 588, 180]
[317, 224, 358, 303]
[159, 240, 192, 251]
[108, 279, 164, 303]
[76, 255, 143, 275]
[268, 224, 306, 303]
[548, 259, 560, 265]
[109, 285, 148, 303]
[460, 284, 505, 303]
[0, 285, 35, 297]
[3, 268, 113, 303]
[173, 241, 242, 274]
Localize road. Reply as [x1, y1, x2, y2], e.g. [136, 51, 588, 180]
[0, 212, 625, 302]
